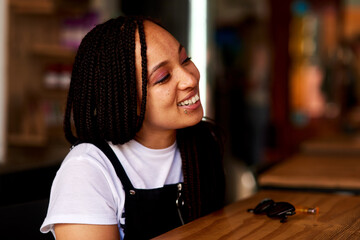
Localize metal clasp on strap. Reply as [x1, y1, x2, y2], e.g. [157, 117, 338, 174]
[176, 183, 185, 225]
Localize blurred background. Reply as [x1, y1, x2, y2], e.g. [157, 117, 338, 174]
[1, 0, 360, 238]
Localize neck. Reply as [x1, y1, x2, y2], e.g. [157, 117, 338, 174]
[135, 127, 176, 149]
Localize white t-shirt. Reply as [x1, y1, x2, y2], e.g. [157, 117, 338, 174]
[40, 140, 183, 238]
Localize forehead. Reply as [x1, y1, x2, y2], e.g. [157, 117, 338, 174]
[144, 20, 179, 48]
[135, 21, 180, 62]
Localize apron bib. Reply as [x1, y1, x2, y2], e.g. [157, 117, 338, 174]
[89, 140, 187, 239]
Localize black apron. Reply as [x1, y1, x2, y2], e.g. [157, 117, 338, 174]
[90, 140, 188, 240]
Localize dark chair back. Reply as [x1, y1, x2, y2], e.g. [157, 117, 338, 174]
[0, 198, 53, 240]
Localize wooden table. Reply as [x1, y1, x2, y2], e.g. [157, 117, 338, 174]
[300, 134, 360, 155]
[258, 154, 360, 193]
[153, 190, 360, 239]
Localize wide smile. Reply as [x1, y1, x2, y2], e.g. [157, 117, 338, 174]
[177, 93, 200, 106]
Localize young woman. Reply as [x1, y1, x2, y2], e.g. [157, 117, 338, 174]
[41, 16, 225, 240]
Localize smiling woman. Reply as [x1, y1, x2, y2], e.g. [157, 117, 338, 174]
[134, 22, 203, 148]
[40, 16, 225, 240]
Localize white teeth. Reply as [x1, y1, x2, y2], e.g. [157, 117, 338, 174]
[178, 93, 200, 106]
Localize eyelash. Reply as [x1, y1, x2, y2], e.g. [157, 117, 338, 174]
[154, 57, 192, 85]
[155, 73, 170, 85]
[182, 57, 192, 64]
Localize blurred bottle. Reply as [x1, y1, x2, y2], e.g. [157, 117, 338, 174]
[43, 64, 72, 89]
[289, 0, 325, 126]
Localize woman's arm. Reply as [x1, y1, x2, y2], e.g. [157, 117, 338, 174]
[54, 224, 120, 240]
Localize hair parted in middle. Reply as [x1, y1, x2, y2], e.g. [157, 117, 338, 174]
[64, 16, 148, 145]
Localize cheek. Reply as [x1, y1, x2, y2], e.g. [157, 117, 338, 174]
[148, 87, 174, 108]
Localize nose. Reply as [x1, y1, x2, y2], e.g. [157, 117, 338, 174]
[177, 66, 200, 90]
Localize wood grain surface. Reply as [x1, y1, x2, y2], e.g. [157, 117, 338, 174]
[258, 154, 360, 191]
[153, 190, 360, 239]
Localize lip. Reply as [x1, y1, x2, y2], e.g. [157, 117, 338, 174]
[177, 91, 201, 110]
[180, 98, 201, 110]
[178, 91, 199, 104]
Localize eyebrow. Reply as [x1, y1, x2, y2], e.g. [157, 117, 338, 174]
[148, 44, 184, 79]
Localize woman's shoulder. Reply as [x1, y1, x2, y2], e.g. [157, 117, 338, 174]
[41, 142, 122, 234]
[54, 142, 123, 200]
[65, 142, 104, 161]
[61, 142, 117, 173]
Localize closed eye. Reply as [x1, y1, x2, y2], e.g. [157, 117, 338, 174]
[155, 73, 170, 85]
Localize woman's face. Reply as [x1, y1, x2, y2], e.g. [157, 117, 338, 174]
[135, 21, 203, 135]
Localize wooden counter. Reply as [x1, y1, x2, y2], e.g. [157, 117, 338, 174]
[258, 153, 360, 193]
[300, 134, 360, 155]
[153, 190, 360, 239]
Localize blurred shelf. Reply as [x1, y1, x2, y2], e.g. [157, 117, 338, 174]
[0, 143, 68, 175]
[41, 88, 68, 98]
[10, 0, 90, 15]
[31, 44, 76, 60]
[10, 0, 55, 15]
[8, 133, 47, 147]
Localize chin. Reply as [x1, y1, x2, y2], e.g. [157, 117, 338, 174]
[188, 110, 204, 126]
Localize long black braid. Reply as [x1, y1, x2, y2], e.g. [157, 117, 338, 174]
[64, 16, 146, 144]
[63, 15, 225, 222]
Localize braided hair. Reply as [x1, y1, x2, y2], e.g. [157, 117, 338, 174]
[64, 16, 225, 222]
[64, 16, 147, 144]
